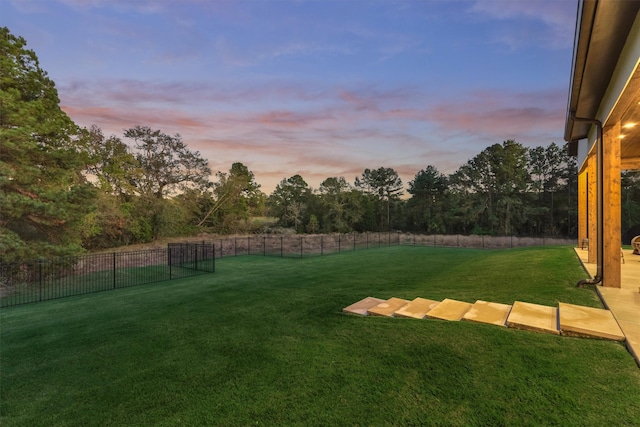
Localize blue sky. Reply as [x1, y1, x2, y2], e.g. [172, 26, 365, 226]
[3, 0, 578, 193]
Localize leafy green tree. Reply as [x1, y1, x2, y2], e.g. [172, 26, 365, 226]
[312, 177, 366, 233]
[208, 162, 264, 233]
[176, 187, 215, 229]
[556, 143, 578, 237]
[451, 140, 529, 235]
[80, 192, 128, 249]
[318, 177, 352, 233]
[84, 125, 140, 198]
[355, 167, 403, 231]
[527, 142, 566, 235]
[406, 165, 448, 233]
[120, 125, 211, 239]
[0, 27, 96, 261]
[306, 214, 320, 233]
[123, 125, 210, 198]
[621, 170, 640, 237]
[268, 174, 311, 231]
[447, 166, 486, 234]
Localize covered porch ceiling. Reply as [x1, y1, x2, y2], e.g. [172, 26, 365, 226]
[609, 65, 640, 171]
[564, 0, 640, 171]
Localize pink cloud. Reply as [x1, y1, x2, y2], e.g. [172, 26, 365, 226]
[256, 110, 334, 128]
[422, 89, 565, 141]
[60, 77, 566, 194]
[61, 105, 208, 135]
[340, 90, 380, 112]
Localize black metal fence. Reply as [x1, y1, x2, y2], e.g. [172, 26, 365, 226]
[208, 232, 575, 259]
[398, 233, 575, 249]
[0, 243, 215, 308]
[212, 232, 400, 258]
[167, 242, 216, 271]
[1, 233, 574, 308]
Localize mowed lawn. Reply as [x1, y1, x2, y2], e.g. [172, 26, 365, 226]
[2, 246, 639, 426]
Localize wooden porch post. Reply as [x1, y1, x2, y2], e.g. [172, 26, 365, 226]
[602, 123, 622, 288]
[577, 168, 587, 248]
[587, 154, 597, 264]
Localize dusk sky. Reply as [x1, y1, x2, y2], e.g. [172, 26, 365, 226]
[3, 0, 578, 194]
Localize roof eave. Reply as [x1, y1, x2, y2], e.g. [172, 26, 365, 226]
[564, 0, 640, 144]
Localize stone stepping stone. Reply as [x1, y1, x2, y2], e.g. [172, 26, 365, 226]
[507, 301, 559, 335]
[394, 298, 440, 319]
[558, 302, 625, 341]
[342, 297, 386, 316]
[368, 297, 410, 317]
[425, 298, 472, 321]
[462, 300, 512, 327]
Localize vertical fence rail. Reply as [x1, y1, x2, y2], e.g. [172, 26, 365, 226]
[1, 243, 216, 308]
[204, 232, 573, 261]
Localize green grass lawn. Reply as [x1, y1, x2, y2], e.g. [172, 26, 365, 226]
[2, 246, 639, 426]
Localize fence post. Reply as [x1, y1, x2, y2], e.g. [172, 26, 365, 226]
[114, 252, 117, 288]
[39, 259, 43, 302]
[195, 243, 199, 271]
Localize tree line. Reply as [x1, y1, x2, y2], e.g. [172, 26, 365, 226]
[2, 27, 640, 262]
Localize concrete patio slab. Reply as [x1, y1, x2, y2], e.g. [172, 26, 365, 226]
[597, 287, 640, 319]
[368, 297, 410, 317]
[394, 297, 440, 319]
[575, 248, 640, 291]
[425, 298, 472, 321]
[618, 320, 640, 364]
[507, 301, 559, 335]
[597, 286, 640, 367]
[558, 302, 625, 341]
[463, 300, 512, 327]
[342, 297, 386, 316]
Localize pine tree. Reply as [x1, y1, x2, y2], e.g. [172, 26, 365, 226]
[0, 27, 96, 261]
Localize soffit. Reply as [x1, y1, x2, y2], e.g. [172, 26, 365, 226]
[564, 0, 640, 142]
[612, 66, 640, 164]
